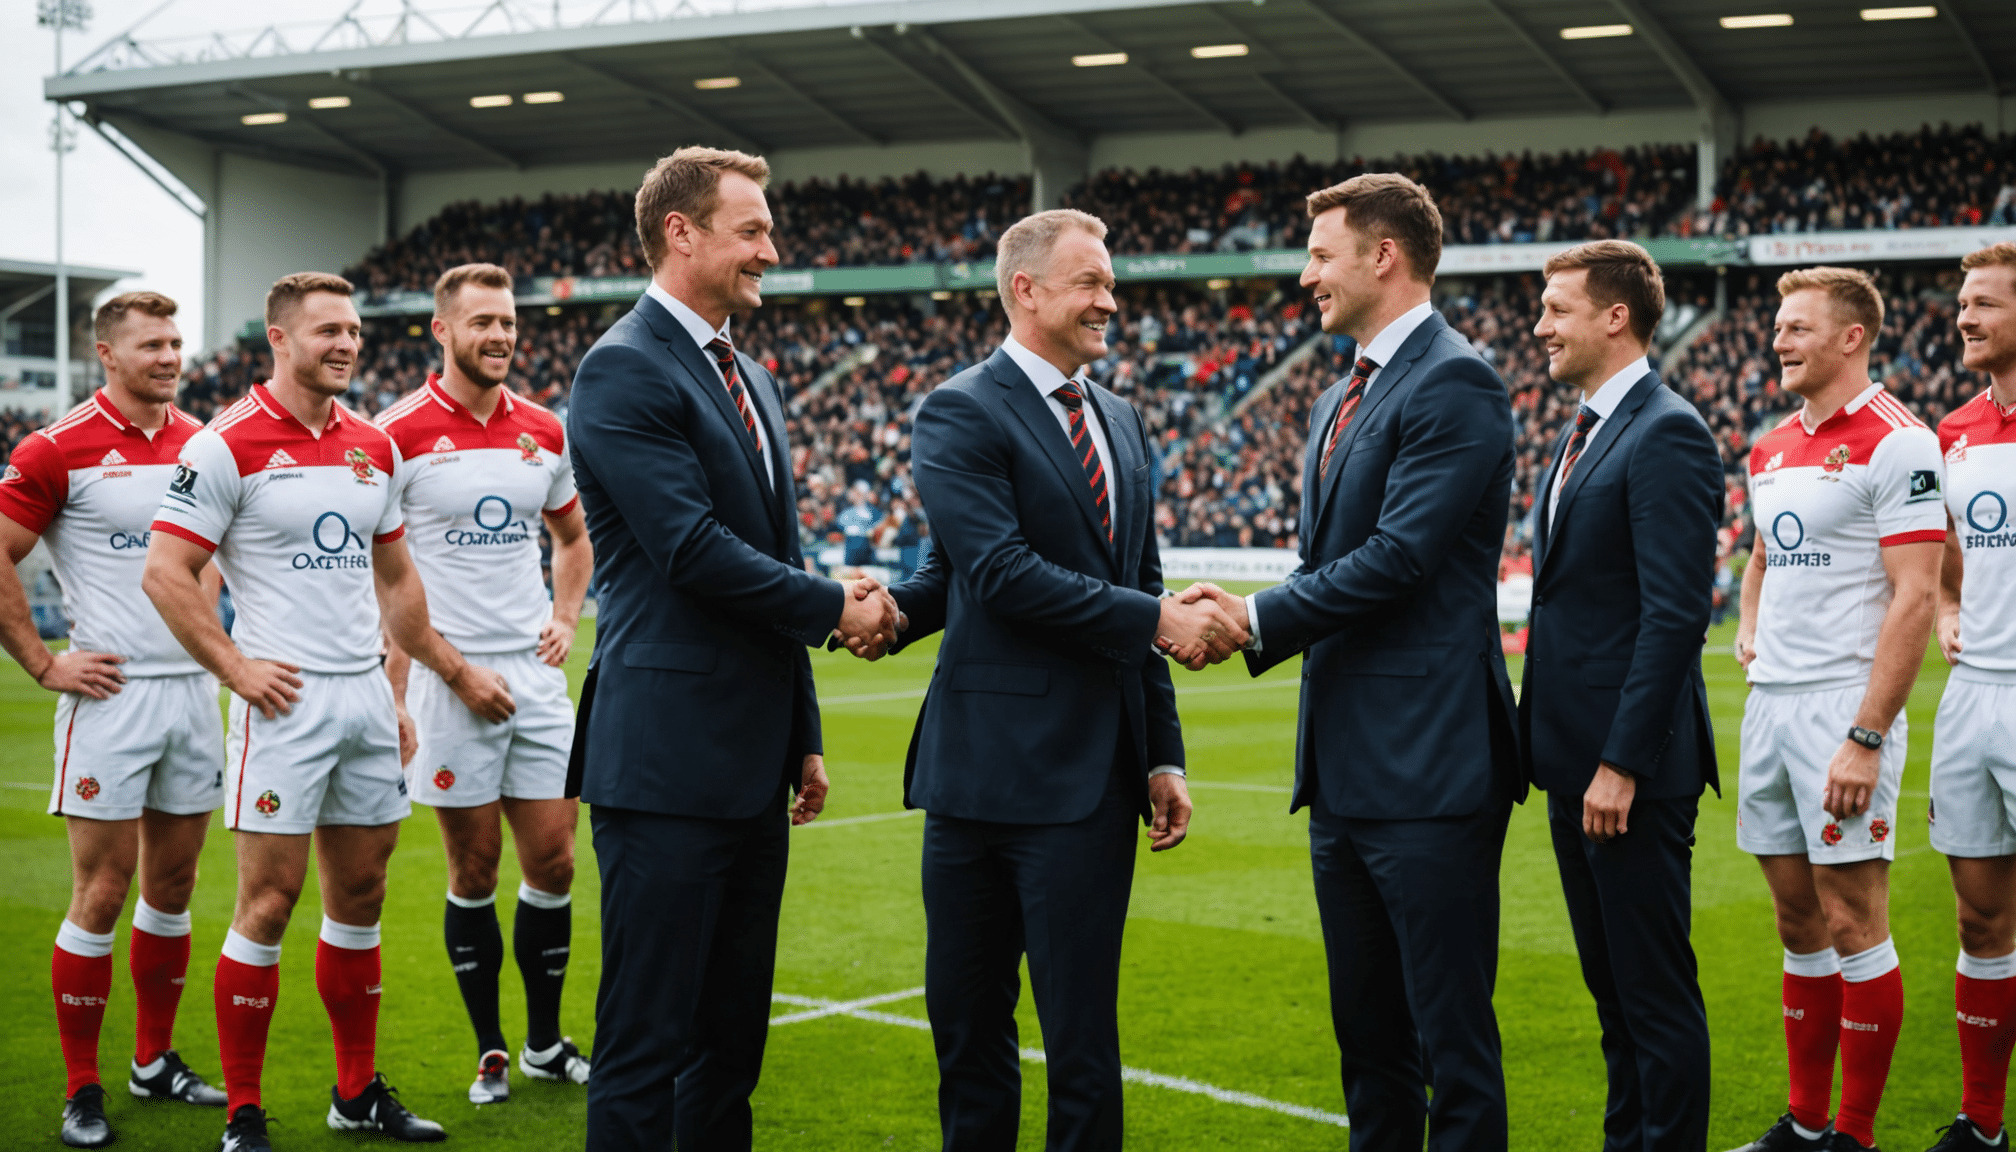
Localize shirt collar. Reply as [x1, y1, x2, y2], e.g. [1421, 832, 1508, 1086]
[252, 382, 344, 432]
[425, 372, 515, 420]
[1799, 381, 1883, 434]
[1581, 356, 1650, 421]
[90, 389, 132, 431]
[1358, 300, 1436, 371]
[1001, 334, 1083, 399]
[645, 281, 731, 350]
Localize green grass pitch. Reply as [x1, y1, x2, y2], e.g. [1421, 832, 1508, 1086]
[0, 585, 1983, 1150]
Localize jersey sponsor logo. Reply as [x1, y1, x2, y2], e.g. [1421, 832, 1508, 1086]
[345, 447, 378, 485]
[433, 436, 457, 453]
[168, 463, 197, 496]
[1948, 433, 1970, 464]
[433, 767, 456, 791]
[100, 449, 126, 466]
[100, 470, 131, 479]
[1907, 469, 1941, 503]
[1964, 491, 2016, 548]
[516, 432, 541, 464]
[74, 776, 100, 801]
[254, 789, 281, 816]
[109, 530, 152, 550]
[294, 511, 369, 570]
[265, 449, 297, 470]
[446, 495, 533, 547]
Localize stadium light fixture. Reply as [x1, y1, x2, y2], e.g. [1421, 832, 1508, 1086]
[307, 95, 350, 109]
[240, 111, 287, 125]
[1559, 23, 1633, 39]
[470, 94, 513, 108]
[930, 291, 953, 301]
[1720, 14, 1793, 28]
[546, 306, 563, 315]
[1191, 43, 1249, 59]
[1860, 5, 1936, 18]
[523, 91, 564, 104]
[843, 296, 868, 307]
[1072, 52, 1129, 67]
[694, 76, 741, 90]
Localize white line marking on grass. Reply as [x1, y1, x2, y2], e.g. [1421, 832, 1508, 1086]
[0, 781, 45, 790]
[820, 678, 1297, 708]
[1187, 781, 1292, 794]
[1174, 680, 1299, 697]
[820, 688, 928, 704]
[769, 990, 1348, 1128]
[794, 809, 924, 830]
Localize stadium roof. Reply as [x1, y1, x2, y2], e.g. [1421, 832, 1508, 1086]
[42, 0, 2016, 176]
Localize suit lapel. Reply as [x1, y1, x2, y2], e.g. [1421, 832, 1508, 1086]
[1310, 313, 1443, 543]
[1533, 418, 1575, 569]
[1538, 371, 1661, 578]
[636, 296, 773, 504]
[991, 351, 1116, 569]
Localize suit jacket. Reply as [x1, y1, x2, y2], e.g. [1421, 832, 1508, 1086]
[888, 347, 1182, 825]
[564, 294, 842, 819]
[1519, 369, 1723, 799]
[1246, 310, 1520, 820]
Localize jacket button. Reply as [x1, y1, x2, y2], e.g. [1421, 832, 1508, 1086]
[1532, 594, 1545, 608]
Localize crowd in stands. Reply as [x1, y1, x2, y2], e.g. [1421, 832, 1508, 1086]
[1710, 124, 2016, 235]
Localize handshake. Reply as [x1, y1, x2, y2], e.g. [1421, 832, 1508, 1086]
[833, 575, 905, 660]
[1157, 582, 1250, 671]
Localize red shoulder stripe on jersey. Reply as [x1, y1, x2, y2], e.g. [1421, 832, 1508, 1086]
[373, 526, 406, 545]
[543, 494, 580, 518]
[1869, 393, 1923, 429]
[1880, 529, 1947, 547]
[150, 519, 217, 552]
[377, 390, 432, 423]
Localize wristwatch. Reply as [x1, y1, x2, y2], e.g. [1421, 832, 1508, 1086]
[1847, 726, 1884, 750]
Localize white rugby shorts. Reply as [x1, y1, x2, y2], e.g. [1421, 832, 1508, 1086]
[1929, 671, 2016, 858]
[1738, 682, 1904, 863]
[48, 673, 224, 821]
[224, 669, 409, 833]
[406, 648, 573, 808]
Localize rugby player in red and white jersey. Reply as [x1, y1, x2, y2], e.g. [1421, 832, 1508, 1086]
[1922, 241, 2016, 1152]
[142, 272, 514, 1152]
[376, 263, 593, 1103]
[0, 292, 228, 1147]
[1728, 267, 1945, 1152]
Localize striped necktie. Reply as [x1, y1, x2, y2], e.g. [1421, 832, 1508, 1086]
[1318, 356, 1379, 478]
[1053, 381, 1112, 542]
[1558, 404, 1601, 488]
[706, 336, 759, 440]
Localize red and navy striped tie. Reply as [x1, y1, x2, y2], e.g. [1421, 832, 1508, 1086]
[1318, 356, 1379, 477]
[1053, 381, 1111, 542]
[1558, 404, 1601, 486]
[706, 336, 759, 440]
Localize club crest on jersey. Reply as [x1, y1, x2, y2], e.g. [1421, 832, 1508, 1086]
[1822, 445, 1851, 475]
[433, 767, 456, 792]
[1948, 434, 1969, 464]
[345, 447, 377, 485]
[516, 432, 541, 464]
[1821, 822, 1843, 847]
[1869, 817, 1890, 843]
[74, 776, 100, 802]
[254, 790, 281, 816]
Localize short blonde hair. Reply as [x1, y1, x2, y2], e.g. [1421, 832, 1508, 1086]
[433, 262, 513, 318]
[994, 209, 1109, 300]
[1306, 173, 1443, 285]
[1962, 242, 2016, 273]
[1543, 240, 1666, 346]
[634, 146, 771, 270]
[265, 272, 353, 329]
[1776, 266, 1883, 335]
[94, 291, 177, 343]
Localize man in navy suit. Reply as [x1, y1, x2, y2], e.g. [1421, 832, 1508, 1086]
[1523, 241, 1723, 1152]
[564, 146, 900, 1152]
[1187, 173, 1519, 1151]
[874, 208, 1245, 1152]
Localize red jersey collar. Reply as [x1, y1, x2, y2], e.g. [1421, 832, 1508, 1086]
[1798, 381, 1883, 436]
[425, 372, 517, 423]
[252, 382, 348, 436]
[91, 388, 188, 436]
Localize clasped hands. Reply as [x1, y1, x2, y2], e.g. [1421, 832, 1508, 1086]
[834, 575, 905, 660]
[1157, 582, 1250, 671]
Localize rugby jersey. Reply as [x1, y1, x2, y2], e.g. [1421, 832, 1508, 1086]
[1939, 389, 2016, 675]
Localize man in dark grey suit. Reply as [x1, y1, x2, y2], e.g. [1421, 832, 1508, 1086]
[565, 146, 899, 1152]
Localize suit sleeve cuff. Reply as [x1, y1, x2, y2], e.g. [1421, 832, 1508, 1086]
[1147, 765, 1186, 778]
[1244, 594, 1263, 651]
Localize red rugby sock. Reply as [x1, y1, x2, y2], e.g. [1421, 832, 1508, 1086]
[214, 935, 281, 1114]
[1836, 958, 1904, 1148]
[316, 921, 382, 1101]
[130, 926, 191, 1065]
[1957, 968, 2016, 1137]
[52, 928, 115, 1098]
[1784, 967, 1844, 1132]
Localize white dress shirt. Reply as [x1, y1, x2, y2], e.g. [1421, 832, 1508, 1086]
[999, 337, 1181, 779]
[1001, 335, 1115, 497]
[1546, 355, 1647, 529]
[1245, 300, 1438, 651]
[646, 281, 773, 487]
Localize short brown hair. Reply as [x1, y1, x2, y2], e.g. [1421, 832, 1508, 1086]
[1776, 266, 1883, 335]
[994, 209, 1109, 300]
[265, 272, 354, 329]
[94, 291, 177, 343]
[1961, 242, 2016, 273]
[1306, 173, 1443, 284]
[634, 147, 772, 270]
[433, 262, 514, 318]
[1543, 240, 1666, 345]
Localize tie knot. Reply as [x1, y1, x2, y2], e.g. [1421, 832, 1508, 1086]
[707, 336, 735, 362]
[1575, 404, 1600, 432]
[1351, 356, 1378, 382]
[1054, 381, 1085, 410]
